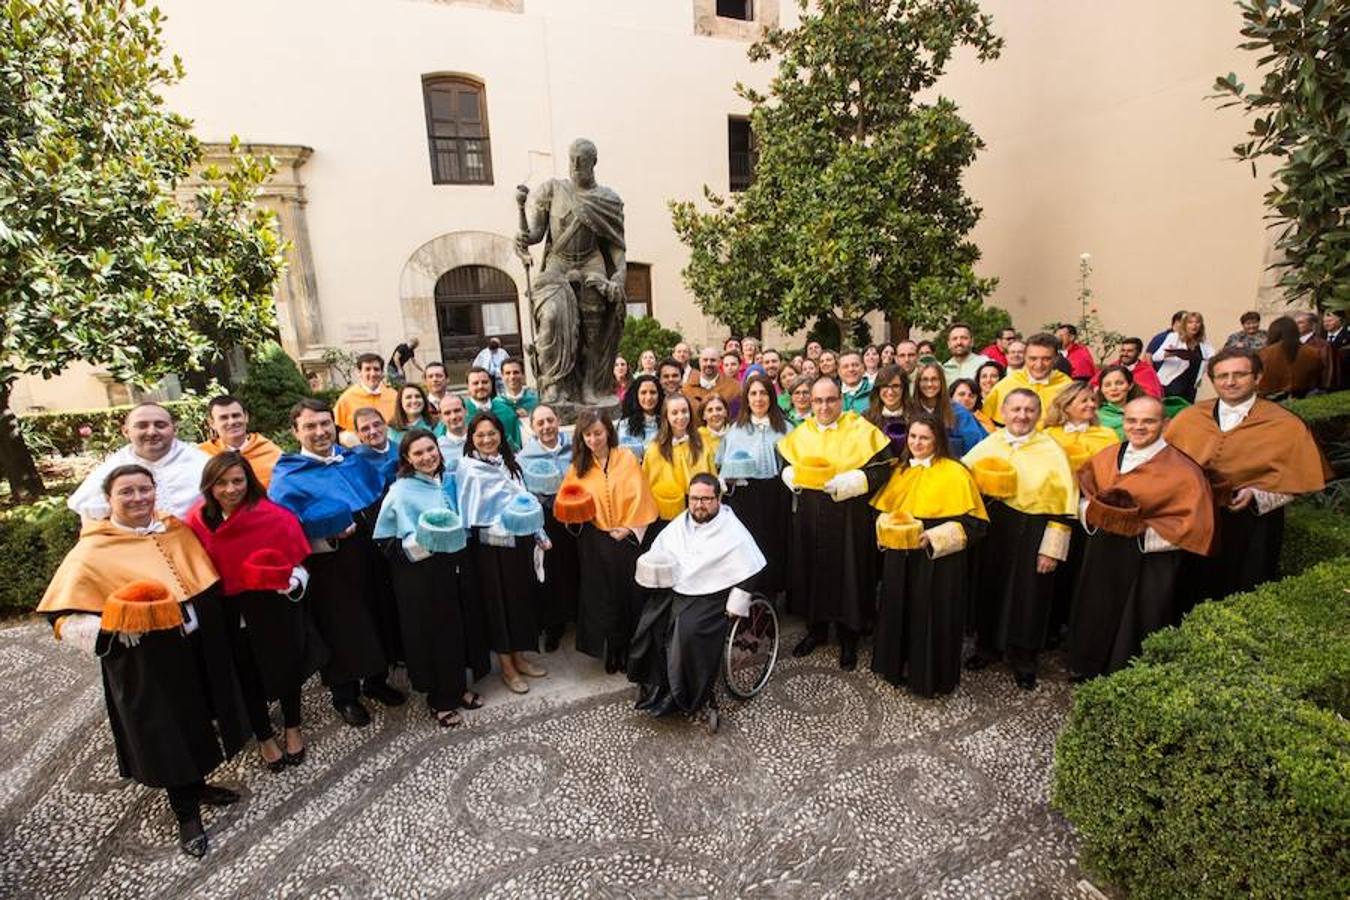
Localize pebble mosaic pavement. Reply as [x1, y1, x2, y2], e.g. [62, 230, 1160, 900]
[0, 619, 1099, 899]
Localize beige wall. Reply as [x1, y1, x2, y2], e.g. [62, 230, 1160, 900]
[17, 0, 1277, 411]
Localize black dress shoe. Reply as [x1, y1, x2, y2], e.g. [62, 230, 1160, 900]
[199, 784, 240, 807]
[265, 755, 287, 774]
[637, 685, 669, 711]
[177, 817, 208, 858]
[634, 685, 656, 710]
[647, 692, 679, 717]
[1014, 671, 1037, 691]
[283, 747, 307, 767]
[792, 633, 820, 658]
[543, 628, 563, 653]
[363, 681, 406, 707]
[963, 655, 991, 672]
[335, 701, 371, 727]
[839, 644, 858, 671]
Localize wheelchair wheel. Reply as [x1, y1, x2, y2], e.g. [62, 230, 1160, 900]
[723, 595, 779, 700]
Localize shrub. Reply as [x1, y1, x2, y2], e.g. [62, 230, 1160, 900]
[1285, 390, 1350, 466]
[0, 497, 80, 616]
[18, 398, 209, 458]
[1053, 559, 1350, 899]
[617, 315, 684, 368]
[235, 341, 313, 436]
[1283, 501, 1350, 574]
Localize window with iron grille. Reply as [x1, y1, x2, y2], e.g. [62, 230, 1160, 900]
[717, 0, 753, 20]
[625, 264, 653, 320]
[422, 76, 493, 185]
[728, 116, 756, 192]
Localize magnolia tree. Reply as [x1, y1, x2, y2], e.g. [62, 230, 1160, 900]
[670, 0, 1003, 344]
[0, 0, 284, 498]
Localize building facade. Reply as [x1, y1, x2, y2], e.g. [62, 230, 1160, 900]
[14, 0, 1277, 410]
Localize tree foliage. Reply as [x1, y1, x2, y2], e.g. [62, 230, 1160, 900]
[1212, 0, 1349, 313]
[670, 0, 1002, 344]
[617, 315, 684, 367]
[0, 0, 284, 496]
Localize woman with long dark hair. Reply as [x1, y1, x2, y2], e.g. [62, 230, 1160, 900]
[457, 413, 552, 694]
[389, 383, 443, 440]
[717, 374, 792, 596]
[871, 416, 987, 696]
[1258, 315, 1325, 399]
[616, 373, 661, 460]
[641, 393, 717, 533]
[373, 429, 487, 726]
[907, 362, 987, 456]
[1094, 364, 1146, 439]
[865, 364, 909, 454]
[186, 452, 321, 771]
[559, 409, 658, 672]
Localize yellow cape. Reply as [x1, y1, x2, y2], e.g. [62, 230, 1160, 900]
[777, 412, 889, 480]
[983, 369, 1073, 427]
[960, 430, 1078, 515]
[871, 457, 988, 522]
[1043, 425, 1120, 472]
[641, 439, 718, 519]
[198, 433, 283, 488]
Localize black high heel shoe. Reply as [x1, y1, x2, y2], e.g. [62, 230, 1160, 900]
[283, 746, 306, 767]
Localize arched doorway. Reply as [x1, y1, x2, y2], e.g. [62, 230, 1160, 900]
[434, 265, 523, 383]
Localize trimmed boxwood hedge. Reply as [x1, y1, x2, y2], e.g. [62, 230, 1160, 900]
[1053, 559, 1350, 899]
[18, 398, 208, 458]
[0, 497, 80, 617]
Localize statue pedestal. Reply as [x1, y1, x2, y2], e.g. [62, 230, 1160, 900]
[550, 398, 621, 426]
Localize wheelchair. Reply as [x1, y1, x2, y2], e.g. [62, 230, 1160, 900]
[722, 593, 781, 701]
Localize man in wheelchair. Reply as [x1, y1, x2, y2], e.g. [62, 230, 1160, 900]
[630, 473, 765, 723]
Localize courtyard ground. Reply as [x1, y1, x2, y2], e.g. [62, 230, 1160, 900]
[0, 617, 1101, 898]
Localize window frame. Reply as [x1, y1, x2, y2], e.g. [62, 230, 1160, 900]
[625, 263, 653, 320]
[728, 115, 757, 192]
[716, 0, 754, 21]
[421, 75, 494, 186]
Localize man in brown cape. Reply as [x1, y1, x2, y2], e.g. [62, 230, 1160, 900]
[1165, 347, 1330, 600]
[684, 345, 741, 423]
[1068, 396, 1215, 679]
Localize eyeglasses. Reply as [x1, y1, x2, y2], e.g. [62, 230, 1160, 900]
[688, 495, 718, 504]
[879, 383, 904, 391]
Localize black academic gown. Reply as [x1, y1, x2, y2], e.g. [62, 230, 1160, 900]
[629, 585, 744, 713]
[381, 544, 481, 708]
[96, 590, 249, 789]
[222, 589, 327, 702]
[723, 477, 793, 596]
[1068, 532, 1186, 678]
[574, 524, 644, 660]
[1188, 505, 1284, 607]
[469, 530, 540, 654]
[975, 502, 1074, 671]
[536, 497, 580, 632]
[873, 514, 987, 697]
[788, 448, 894, 633]
[303, 504, 388, 687]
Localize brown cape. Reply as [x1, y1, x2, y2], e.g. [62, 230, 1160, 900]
[1165, 398, 1330, 498]
[1079, 445, 1216, 556]
[37, 515, 220, 617]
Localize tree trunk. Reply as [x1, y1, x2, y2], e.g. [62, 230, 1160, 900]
[887, 316, 911, 343]
[0, 379, 45, 500]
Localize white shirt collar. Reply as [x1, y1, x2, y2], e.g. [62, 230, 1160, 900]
[1299, 332, 1312, 343]
[909, 455, 934, 468]
[881, 407, 905, 418]
[706, 426, 727, 438]
[359, 382, 384, 396]
[1063, 422, 1090, 433]
[1120, 436, 1168, 474]
[817, 419, 840, 432]
[111, 517, 166, 535]
[699, 374, 718, 389]
[1217, 393, 1258, 432]
[301, 447, 344, 464]
[672, 434, 690, 445]
[842, 379, 864, 394]
[750, 415, 771, 427]
[1025, 372, 1050, 385]
[1002, 429, 1033, 448]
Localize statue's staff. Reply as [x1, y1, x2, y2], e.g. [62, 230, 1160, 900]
[514, 184, 533, 300]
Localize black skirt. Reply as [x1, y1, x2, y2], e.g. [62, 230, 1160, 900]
[469, 532, 539, 654]
[387, 551, 471, 707]
[1068, 532, 1184, 678]
[304, 537, 387, 687]
[872, 515, 981, 697]
[974, 501, 1060, 657]
[574, 523, 643, 659]
[788, 490, 877, 632]
[226, 589, 327, 701]
[723, 477, 793, 595]
[628, 589, 730, 712]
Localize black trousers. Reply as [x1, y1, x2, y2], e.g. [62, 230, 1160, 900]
[804, 621, 859, 648]
[234, 647, 303, 738]
[329, 674, 390, 707]
[166, 781, 205, 823]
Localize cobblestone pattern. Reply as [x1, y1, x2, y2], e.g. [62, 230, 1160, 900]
[0, 621, 1092, 898]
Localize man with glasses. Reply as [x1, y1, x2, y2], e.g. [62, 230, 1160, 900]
[979, 327, 1019, 368]
[629, 473, 765, 728]
[777, 376, 894, 670]
[1166, 348, 1329, 600]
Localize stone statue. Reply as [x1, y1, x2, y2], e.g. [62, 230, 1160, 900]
[515, 138, 626, 405]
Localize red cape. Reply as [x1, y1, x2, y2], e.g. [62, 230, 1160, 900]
[185, 497, 311, 595]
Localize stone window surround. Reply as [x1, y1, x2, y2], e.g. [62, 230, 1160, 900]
[694, 0, 779, 40]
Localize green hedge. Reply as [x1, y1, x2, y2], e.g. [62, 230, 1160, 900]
[1283, 501, 1350, 574]
[1285, 391, 1350, 469]
[1053, 559, 1350, 899]
[18, 398, 208, 458]
[0, 497, 80, 616]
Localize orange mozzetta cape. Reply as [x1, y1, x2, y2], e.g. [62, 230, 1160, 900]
[777, 413, 890, 480]
[198, 433, 283, 488]
[1165, 399, 1330, 495]
[1079, 444, 1216, 556]
[561, 446, 658, 531]
[1044, 425, 1120, 472]
[871, 458, 988, 522]
[333, 384, 399, 433]
[37, 514, 220, 617]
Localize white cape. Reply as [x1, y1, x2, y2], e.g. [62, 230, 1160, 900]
[648, 506, 766, 596]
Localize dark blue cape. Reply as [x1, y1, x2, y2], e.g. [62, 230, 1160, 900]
[268, 452, 386, 538]
[351, 441, 400, 488]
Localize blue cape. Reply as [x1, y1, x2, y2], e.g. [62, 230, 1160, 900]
[268, 451, 386, 538]
[715, 421, 787, 480]
[518, 431, 573, 467]
[373, 473, 457, 540]
[351, 439, 400, 488]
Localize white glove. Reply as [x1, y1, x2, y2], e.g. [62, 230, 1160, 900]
[281, 565, 309, 601]
[726, 587, 753, 618]
[402, 533, 432, 562]
[117, 631, 142, 648]
[824, 469, 868, 502]
[781, 465, 799, 492]
[58, 614, 101, 655]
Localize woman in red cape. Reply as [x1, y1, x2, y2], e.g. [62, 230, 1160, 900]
[186, 452, 327, 770]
